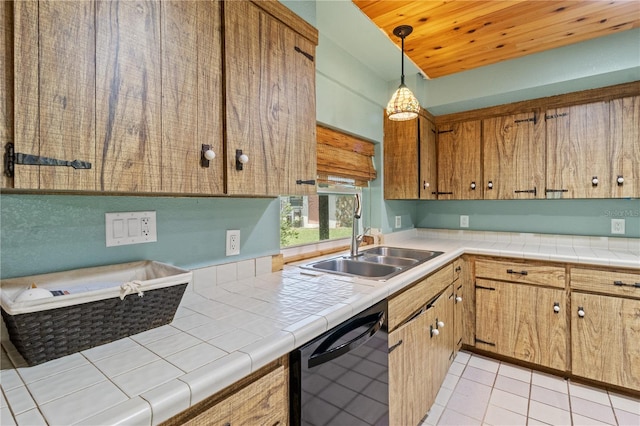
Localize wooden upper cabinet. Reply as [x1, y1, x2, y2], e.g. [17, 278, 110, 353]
[437, 120, 482, 199]
[610, 95, 639, 198]
[159, 0, 224, 195]
[546, 101, 611, 199]
[224, 1, 317, 196]
[13, 1, 97, 191]
[384, 112, 436, 199]
[482, 111, 545, 199]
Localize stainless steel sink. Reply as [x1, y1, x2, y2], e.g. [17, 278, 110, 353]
[360, 246, 440, 262]
[302, 246, 443, 281]
[361, 254, 418, 267]
[307, 258, 400, 278]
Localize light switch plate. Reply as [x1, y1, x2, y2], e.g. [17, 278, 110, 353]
[460, 215, 469, 228]
[106, 211, 157, 247]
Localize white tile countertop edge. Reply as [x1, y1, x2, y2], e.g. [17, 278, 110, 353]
[1, 229, 638, 425]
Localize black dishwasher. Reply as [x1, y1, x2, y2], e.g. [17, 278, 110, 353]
[290, 300, 389, 426]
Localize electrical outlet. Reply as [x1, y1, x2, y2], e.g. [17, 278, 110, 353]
[226, 230, 240, 256]
[395, 216, 401, 228]
[611, 219, 625, 235]
[460, 215, 469, 228]
[105, 211, 157, 247]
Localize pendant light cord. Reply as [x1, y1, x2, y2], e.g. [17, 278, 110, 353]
[400, 35, 405, 85]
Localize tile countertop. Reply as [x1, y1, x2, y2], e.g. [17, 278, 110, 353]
[1, 229, 639, 425]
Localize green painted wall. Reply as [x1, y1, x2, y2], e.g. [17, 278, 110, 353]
[416, 199, 640, 238]
[0, 195, 280, 279]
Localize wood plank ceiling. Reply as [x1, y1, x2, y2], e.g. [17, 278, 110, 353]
[352, 1, 640, 78]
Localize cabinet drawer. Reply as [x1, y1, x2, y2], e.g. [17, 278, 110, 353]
[475, 259, 565, 288]
[571, 267, 640, 298]
[389, 263, 453, 330]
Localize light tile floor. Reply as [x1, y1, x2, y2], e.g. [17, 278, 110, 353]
[422, 351, 640, 426]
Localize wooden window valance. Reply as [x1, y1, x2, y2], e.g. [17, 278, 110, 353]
[316, 125, 377, 187]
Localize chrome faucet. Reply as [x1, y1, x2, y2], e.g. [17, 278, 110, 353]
[349, 194, 368, 258]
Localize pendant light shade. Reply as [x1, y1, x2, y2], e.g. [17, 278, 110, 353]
[386, 25, 420, 121]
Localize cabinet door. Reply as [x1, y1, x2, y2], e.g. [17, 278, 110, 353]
[225, 1, 316, 196]
[483, 112, 544, 199]
[610, 95, 640, 198]
[160, 0, 224, 194]
[546, 102, 610, 198]
[475, 279, 567, 370]
[388, 310, 432, 426]
[431, 285, 455, 398]
[96, 0, 162, 192]
[14, 1, 96, 190]
[571, 293, 640, 391]
[437, 120, 482, 199]
[420, 116, 438, 199]
[384, 114, 419, 199]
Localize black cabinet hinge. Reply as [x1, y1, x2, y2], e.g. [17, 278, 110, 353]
[294, 46, 314, 62]
[4, 142, 92, 178]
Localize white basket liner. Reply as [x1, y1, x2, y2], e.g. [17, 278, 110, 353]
[1, 261, 192, 315]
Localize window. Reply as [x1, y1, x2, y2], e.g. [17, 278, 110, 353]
[280, 187, 362, 249]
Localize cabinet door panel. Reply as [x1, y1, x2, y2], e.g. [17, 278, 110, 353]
[437, 120, 482, 200]
[546, 102, 610, 198]
[96, 0, 162, 192]
[161, 0, 223, 194]
[483, 112, 544, 199]
[610, 95, 640, 198]
[286, 29, 317, 196]
[226, 1, 315, 196]
[476, 279, 567, 370]
[14, 1, 96, 190]
[572, 293, 640, 391]
[389, 312, 432, 426]
[384, 115, 419, 199]
[420, 116, 438, 199]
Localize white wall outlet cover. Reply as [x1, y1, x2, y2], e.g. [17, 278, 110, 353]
[226, 230, 241, 256]
[395, 216, 401, 228]
[611, 218, 625, 235]
[460, 215, 469, 228]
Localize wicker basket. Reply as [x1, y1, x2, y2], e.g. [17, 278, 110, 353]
[1, 261, 192, 366]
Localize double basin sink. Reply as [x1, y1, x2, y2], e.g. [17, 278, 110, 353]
[303, 246, 443, 281]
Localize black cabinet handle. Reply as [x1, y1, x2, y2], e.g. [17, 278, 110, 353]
[507, 269, 528, 275]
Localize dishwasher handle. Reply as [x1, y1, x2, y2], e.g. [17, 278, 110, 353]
[308, 311, 385, 369]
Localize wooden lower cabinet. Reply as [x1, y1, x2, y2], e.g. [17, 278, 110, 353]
[571, 292, 640, 391]
[388, 279, 455, 426]
[475, 279, 568, 371]
[162, 358, 287, 426]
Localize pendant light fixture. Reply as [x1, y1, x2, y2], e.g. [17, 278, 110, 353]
[386, 25, 420, 121]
